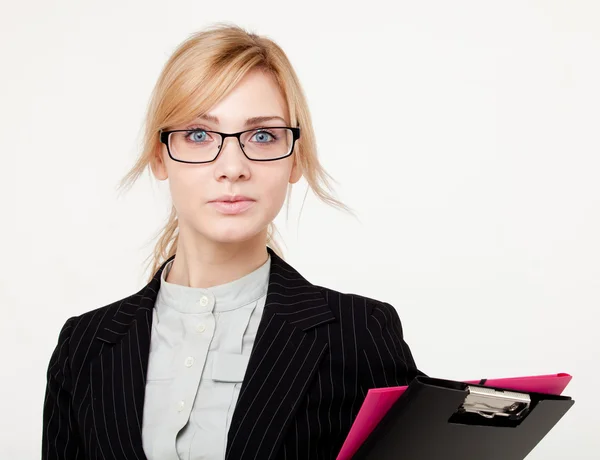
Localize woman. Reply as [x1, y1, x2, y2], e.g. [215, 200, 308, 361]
[42, 23, 424, 460]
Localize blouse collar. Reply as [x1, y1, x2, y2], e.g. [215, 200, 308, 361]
[156, 254, 271, 314]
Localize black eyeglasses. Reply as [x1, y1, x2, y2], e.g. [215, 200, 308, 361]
[159, 126, 301, 164]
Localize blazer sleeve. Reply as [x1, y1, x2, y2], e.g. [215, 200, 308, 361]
[360, 301, 427, 390]
[42, 316, 84, 460]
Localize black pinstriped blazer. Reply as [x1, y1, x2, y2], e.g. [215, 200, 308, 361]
[42, 246, 424, 460]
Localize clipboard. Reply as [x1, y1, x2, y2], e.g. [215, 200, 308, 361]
[344, 375, 574, 460]
[337, 372, 572, 460]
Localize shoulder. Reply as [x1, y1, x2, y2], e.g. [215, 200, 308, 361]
[309, 284, 422, 384]
[50, 287, 145, 374]
[65, 288, 142, 339]
[313, 284, 403, 331]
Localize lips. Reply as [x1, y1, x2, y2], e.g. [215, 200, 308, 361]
[209, 199, 255, 215]
[210, 195, 255, 203]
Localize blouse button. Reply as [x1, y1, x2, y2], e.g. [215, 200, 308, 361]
[199, 296, 209, 307]
[177, 400, 185, 412]
[184, 356, 194, 367]
[196, 323, 206, 333]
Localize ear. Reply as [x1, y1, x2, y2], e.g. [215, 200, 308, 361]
[289, 157, 303, 184]
[151, 145, 169, 181]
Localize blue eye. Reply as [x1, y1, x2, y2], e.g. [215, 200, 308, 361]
[188, 130, 208, 142]
[185, 129, 208, 142]
[252, 130, 275, 143]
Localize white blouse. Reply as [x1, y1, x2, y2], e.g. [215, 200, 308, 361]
[141, 255, 271, 460]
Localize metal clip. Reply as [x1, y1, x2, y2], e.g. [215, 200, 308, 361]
[460, 386, 531, 420]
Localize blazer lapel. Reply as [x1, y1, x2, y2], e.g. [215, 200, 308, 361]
[226, 247, 337, 460]
[90, 256, 173, 460]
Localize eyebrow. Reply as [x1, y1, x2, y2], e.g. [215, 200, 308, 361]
[196, 114, 288, 127]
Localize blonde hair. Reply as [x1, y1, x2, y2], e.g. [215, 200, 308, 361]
[117, 23, 355, 282]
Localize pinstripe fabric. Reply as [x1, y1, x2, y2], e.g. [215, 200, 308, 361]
[42, 247, 423, 459]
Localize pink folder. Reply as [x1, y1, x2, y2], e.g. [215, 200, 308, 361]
[336, 373, 572, 460]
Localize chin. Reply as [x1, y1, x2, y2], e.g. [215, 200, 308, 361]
[202, 222, 266, 244]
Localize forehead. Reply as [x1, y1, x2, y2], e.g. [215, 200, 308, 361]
[201, 69, 289, 127]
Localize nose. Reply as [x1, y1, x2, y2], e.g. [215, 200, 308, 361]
[214, 136, 250, 181]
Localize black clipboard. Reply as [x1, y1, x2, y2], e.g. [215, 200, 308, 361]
[352, 376, 574, 459]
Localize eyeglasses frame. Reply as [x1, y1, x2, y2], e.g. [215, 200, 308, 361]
[159, 126, 301, 164]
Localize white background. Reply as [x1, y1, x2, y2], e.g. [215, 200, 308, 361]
[1, 0, 599, 458]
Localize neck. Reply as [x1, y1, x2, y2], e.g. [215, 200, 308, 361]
[165, 227, 270, 288]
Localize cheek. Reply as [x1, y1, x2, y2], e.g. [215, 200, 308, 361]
[260, 160, 294, 201]
[167, 167, 207, 211]
[260, 175, 291, 210]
